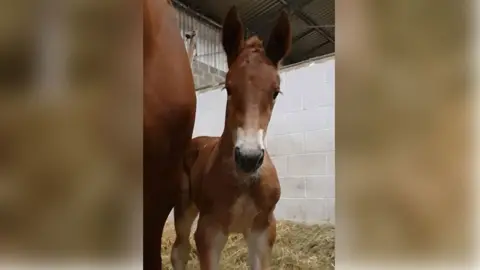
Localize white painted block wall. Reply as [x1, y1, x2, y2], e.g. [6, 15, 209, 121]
[193, 56, 335, 224]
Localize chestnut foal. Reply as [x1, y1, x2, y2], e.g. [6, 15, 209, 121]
[171, 6, 292, 270]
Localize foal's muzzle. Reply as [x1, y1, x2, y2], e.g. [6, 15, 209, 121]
[234, 147, 265, 173]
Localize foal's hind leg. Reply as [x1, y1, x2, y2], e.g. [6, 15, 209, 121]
[171, 203, 198, 269]
[171, 172, 198, 270]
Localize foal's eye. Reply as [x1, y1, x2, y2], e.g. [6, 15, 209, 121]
[272, 91, 280, 100]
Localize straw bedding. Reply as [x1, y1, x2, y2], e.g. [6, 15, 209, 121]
[161, 220, 335, 269]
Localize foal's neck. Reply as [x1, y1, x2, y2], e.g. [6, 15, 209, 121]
[218, 127, 235, 158]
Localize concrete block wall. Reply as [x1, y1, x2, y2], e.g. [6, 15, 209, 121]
[191, 60, 226, 89]
[193, 56, 335, 224]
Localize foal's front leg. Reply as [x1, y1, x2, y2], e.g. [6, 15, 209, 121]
[194, 215, 227, 270]
[245, 215, 277, 270]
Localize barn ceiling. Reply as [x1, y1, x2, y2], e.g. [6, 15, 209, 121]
[172, 0, 334, 65]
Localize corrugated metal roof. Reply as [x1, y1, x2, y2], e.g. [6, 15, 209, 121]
[302, 0, 334, 23]
[173, 0, 334, 65]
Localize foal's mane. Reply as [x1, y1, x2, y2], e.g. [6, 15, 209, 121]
[242, 36, 265, 52]
[238, 36, 280, 67]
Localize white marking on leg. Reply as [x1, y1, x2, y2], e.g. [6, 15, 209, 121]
[172, 236, 192, 270]
[208, 230, 228, 270]
[171, 246, 188, 270]
[247, 230, 270, 270]
[172, 206, 198, 270]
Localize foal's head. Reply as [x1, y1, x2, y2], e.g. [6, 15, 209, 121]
[221, 6, 291, 174]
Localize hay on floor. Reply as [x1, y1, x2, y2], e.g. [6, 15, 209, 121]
[162, 220, 335, 270]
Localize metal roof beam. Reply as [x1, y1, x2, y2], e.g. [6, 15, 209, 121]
[287, 0, 316, 11]
[244, 0, 316, 39]
[304, 40, 330, 57]
[294, 11, 334, 44]
[172, 0, 256, 37]
[292, 28, 314, 43]
[243, 1, 278, 24]
[172, 0, 222, 29]
[276, 0, 334, 44]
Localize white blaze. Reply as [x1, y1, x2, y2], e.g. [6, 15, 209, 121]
[235, 128, 265, 154]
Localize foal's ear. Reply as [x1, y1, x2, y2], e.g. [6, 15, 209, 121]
[265, 10, 292, 67]
[222, 6, 244, 67]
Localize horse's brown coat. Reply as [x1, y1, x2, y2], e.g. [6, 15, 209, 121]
[171, 7, 291, 270]
[143, 0, 196, 269]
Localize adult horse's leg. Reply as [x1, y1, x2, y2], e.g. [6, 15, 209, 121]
[144, 164, 179, 269]
[144, 199, 171, 269]
[144, 130, 194, 270]
[144, 158, 170, 269]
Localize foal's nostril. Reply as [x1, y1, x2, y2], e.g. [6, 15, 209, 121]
[234, 146, 242, 161]
[256, 149, 265, 165]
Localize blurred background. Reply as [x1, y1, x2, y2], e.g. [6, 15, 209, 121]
[336, 0, 471, 267]
[0, 0, 142, 262]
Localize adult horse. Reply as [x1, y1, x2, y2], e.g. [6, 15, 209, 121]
[143, 0, 196, 269]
